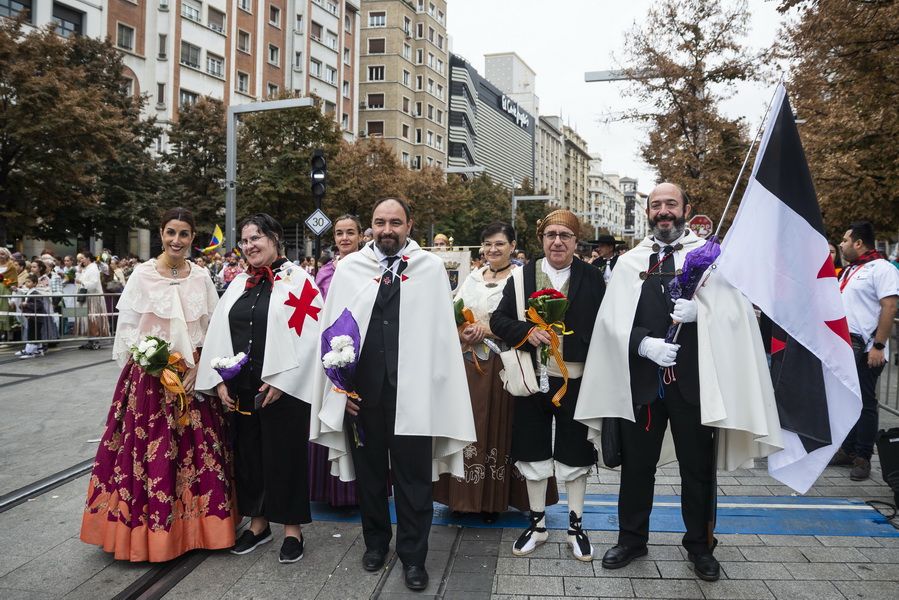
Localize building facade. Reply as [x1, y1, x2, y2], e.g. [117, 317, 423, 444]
[620, 176, 649, 241]
[357, 0, 448, 169]
[535, 115, 564, 203]
[587, 154, 626, 239]
[483, 51, 538, 118]
[447, 54, 534, 188]
[562, 124, 590, 215]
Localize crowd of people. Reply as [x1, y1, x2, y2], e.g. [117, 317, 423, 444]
[13, 189, 888, 593]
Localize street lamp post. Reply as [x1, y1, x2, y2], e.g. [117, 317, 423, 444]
[225, 97, 316, 251]
[510, 176, 554, 224]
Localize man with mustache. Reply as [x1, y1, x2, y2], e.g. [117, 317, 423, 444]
[311, 198, 475, 592]
[576, 182, 783, 582]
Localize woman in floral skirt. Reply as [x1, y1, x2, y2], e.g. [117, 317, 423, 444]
[80, 207, 235, 562]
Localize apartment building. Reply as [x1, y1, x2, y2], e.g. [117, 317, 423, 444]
[357, 0, 448, 169]
[3, 0, 105, 38]
[484, 51, 538, 119]
[562, 124, 590, 215]
[535, 115, 564, 202]
[587, 154, 626, 238]
[620, 176, 649, 241]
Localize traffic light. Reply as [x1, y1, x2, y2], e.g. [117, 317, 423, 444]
[311, 150, 327, 198]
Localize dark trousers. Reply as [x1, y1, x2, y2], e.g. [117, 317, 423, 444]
[350, 381, 432, 566]
[511, 376, 596, 467]
[618, 385, 715, 555]
[842, 352, 886, 460]
[233, 393, 312, 525]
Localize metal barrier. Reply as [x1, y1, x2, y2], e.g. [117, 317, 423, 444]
[879, 317, 899, 416]
[0, 292, 120, 346]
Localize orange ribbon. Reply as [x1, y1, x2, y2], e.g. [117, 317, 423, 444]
[526, 306, 572, 407]
[457, 306, 486, 375]
[159, 352, 191, 427]
[333, 386, 364, 447]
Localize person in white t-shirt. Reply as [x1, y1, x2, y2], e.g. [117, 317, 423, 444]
[830, 221, 899, 481]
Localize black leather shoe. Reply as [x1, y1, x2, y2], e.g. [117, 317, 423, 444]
[362, 548, 386, 572]
[687, 552, 720, 582]
[601, 544, 648, 569]
[403, 564, 429, 591]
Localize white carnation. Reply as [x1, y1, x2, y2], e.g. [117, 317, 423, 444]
[137, 339, 150, 353]
[329, 335, 354, 352]
[338, 346, 356, 363]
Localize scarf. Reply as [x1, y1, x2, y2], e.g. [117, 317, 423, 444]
[244, 257, 287, 290]
[839, 249, 883, 292]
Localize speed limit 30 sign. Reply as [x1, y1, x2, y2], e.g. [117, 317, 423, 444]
[305, 209, 332, 236]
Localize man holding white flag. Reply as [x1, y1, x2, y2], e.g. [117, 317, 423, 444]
[716, 83, 862, 494]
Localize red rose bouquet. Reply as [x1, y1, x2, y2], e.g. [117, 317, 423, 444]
[526, 288, 572, 405]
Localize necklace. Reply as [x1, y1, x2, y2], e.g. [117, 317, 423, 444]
[488, 262, 512, 274]
[159, 255, 186, 278]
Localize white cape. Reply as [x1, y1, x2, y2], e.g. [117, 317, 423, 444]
[575, 231, 783, 470]
[196, 262, 324, 404]
[309, 240, 476, 481]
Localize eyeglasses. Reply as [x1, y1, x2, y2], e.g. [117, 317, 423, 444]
[238, 234, 265, 249]
[540, 232, 576, 242]
[482, 241, 510, 250]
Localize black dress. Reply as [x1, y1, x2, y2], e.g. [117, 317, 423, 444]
[228, 259, 311, 525]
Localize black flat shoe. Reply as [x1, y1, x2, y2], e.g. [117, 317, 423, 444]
[362, 548, 386, 572]
[279, 535, 304, 563]
[687, 551, 720, 582]
[601, 544, 648, 569]
[230, 526, 272, 555]
[403, 564, 429, 591]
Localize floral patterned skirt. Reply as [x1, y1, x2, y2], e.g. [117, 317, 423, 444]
[80, 361, 236, 562]
[433, 353, 559, 513]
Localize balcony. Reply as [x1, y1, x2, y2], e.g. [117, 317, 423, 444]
[181, 5, 202, 23]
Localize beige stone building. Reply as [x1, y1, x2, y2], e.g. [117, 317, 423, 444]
[357, 0, 448, 169]
[535, 116, 564, 203]
[562, 124, 590, 215]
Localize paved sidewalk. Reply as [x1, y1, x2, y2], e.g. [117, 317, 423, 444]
[0, 343, 897, 599]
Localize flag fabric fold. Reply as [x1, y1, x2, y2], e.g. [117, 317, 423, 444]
[716, 83, 861, 494]
[202, 225, 225, 253]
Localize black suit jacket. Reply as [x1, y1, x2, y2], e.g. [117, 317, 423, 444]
[491, 258, 605, 363]
[356, 261, 406, 406]
[628, 252, 700, 405]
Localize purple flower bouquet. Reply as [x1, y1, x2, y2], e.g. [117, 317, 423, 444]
[666, 235, 721, 343]
[321, 308, 364, 447]
[210, 352, 250, 413]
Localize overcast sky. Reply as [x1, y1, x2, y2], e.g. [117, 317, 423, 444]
[447, 0, 787, 195]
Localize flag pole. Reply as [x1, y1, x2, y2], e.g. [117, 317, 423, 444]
[714, 75, 786, 238]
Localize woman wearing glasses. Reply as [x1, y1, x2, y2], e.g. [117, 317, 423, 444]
[434, 222, 558, 522]
[197, 213, 324, 565]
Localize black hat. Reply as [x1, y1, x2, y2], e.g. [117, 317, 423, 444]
[590, 234, 618, 247]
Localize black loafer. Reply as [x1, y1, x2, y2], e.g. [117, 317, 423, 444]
[230, 526, 272, 555]
[687, 552, 720, 582]
[601, 544, 648, 569]
[403, 564, 429, 591]
[362, 548, 387, 572]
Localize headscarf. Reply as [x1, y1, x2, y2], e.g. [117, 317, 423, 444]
[536, 209, 580, 237]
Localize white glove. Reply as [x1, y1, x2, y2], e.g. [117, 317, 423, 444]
[670, 298, 698, 324]
[638, 337, 680, 367]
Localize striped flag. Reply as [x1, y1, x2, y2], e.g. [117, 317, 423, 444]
[202, 225, 225, 253]
[716, 84, 861, 494]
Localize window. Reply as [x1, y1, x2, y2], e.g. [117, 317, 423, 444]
[438, 9, 444, 24]
[311, 21, 322, 40]
[416, 23, 423, 38]
[156, 83, 166, 105]
[415, 48, 423, 64]
[367, 65, 384, 81]
[368, 11, 385, 27]
[427, 78, 434, 93]
[342, 80, 350, 98]
[310, 59, 322, 77]
[436, 135, 443, 150]
[401, 152, 410, 166]
[269, 5, 280, 27]
[296, 14, 303, 30]
[158, 34, 167, 59]
[237, 72, 249, 94]
[415, 101, 422, 116]
[324, 101, 336, 114]
[428, 27, 435, 43]
[325, 30, 338, 50]
[325, 65, 337, 84]
[180, 41, 201, 68]
[343, 47, 351, 65]
[237, 30, 251, 52]
[416, 0, 424, 13]
[341, 114, 349, 129]
[437, 34, 444, 50]
[436, 83, 443, 99]
[415, 128, 422, 143]
[428, 52, 434, 68]
[238, 0, 250, 12]
[208, 8, 225, 33]
[116, 23, 134, 51]
[367, 38, 385, 54]
[326, 1, 338, 16]
[427, 104, 433, 119]
[122, 78, 134, 97]
[367, 93, 384, 109]
[436, 109, 443, 124]
[294, 51, 302, 68]
[52, 3, 83, 38]
[268, 83, 279, 97]
[367, 121, 384, 137]
[344, 15, 350, 31]
[436, 58, 443, 73]
[181, 0, 201, 23]
[402, 124, 410, 139]
[207, 53, 224, 77]
[427, 130, 433, 146]
[402, 70, 410, 86]
[1, 0, 32, 20]
[268, 44, 280, 66]
[159, 0, 169, 9]
[415, 75, 422, 90]
[403, 16, 411, 35]
[402, 97, 410, 113]
[179, 89, 199, 108]
[402, 43, 411, 60]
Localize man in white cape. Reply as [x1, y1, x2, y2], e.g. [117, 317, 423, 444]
[309, 198, 475, 592]
[575, 183, 783, 582]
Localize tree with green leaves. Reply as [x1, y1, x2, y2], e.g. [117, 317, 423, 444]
[327, 137, 409, 220]
[161, 97, 227, 236]
[617, 0, 763, 224]
[235, 95, 342, 228]
[0, 18, 160, 246]
[779, 0, 899, 239]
